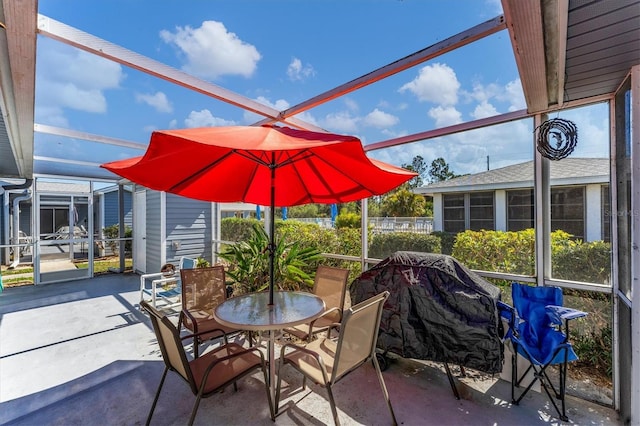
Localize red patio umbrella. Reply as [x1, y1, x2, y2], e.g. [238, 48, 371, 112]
[102, 124, 416, 304]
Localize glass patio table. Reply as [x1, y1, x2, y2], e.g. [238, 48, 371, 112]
[214, 290, 325, 404]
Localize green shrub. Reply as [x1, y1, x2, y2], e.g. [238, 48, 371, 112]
[335, 212, 360, 229]
[368, 232, 441, 259]
[553, 240, 611, 284]
[102, 224, 132, 255]
[431, 231, 456, 255]
[573, 324, 612, 379]
[221, 217, 260, 242]
[218, 223, 322, 295]
[452, 229, 535, 275]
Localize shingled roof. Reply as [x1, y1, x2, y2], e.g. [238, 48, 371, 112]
[415, 158, 609, 195]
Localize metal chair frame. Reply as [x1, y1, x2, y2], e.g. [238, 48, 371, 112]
[276, 291, 397, 426]
[141, 300, 274, 425]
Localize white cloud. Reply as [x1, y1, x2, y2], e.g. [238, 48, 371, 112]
[471, 101, 499, 119]
[35, 39, 124, 121]
[363, 109, 399, 128]
[428, 106, 462, 127]
[135, 91, 173, 113]
[399, 63, 460, 106]
[287, 57, 315, 81]
[501, 79, 527, 111]
[344, 98, 359, 112]
[323, 111, 360, 133]
[184, 109, 238, 127]
[160, 21, 261, 80]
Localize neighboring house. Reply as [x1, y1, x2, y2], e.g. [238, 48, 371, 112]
[93, 185, 133, 231]
[414, 158, 610, 242]
[132, 186, 259, 274]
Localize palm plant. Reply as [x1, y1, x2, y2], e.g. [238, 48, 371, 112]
[218, 223, 321, 295]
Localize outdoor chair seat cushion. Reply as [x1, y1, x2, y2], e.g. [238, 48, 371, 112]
[190, 342, 263, 394]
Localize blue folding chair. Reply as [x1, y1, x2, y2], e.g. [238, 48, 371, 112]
[499, 282, 587, 422]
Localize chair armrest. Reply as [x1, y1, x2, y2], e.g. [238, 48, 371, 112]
[324, 322, 342, 339]
[545, 305, 588, 325]
[309, 307, 342, 327]
[180, 327, 230, 342]
[497, 301, 515, 325]
[279, 342, 327, 371]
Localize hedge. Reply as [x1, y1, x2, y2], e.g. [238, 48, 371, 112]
[368, 232, 441, 259]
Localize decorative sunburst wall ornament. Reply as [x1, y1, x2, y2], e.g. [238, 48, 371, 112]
[535, 118, 578, 160]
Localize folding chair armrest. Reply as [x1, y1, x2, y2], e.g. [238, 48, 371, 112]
[497, 301, 516, 328]
[545, 305, 588, 325]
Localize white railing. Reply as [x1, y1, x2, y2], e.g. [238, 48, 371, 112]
[368, 217, 433, 234]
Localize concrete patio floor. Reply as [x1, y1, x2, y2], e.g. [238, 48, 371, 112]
[0, 273, 621, 426]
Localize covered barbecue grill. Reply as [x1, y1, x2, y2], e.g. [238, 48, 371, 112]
[350, 251, 504, 395]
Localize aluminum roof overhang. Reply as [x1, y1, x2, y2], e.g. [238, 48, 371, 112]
[0, 0, 639, 180]
[503, 0, 640, 114]
[0, 0, 36, 178]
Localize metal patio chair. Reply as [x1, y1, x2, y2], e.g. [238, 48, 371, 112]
[282, 265, 350, 342]
[141, 300, 274, 425]
[276, 291, 397, 426]
[178, 265, 241, 357]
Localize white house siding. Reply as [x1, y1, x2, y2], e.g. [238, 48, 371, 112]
[102, 190, 132, 229]
[145, 190, 163, 274]
[495, 190, 507, 231]
[585, 184, 602, 242]
[165, 193, 212, 265]
[433, 194, 443, 232]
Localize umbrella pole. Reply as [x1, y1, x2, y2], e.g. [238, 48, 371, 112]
[268, 163, 276, 306]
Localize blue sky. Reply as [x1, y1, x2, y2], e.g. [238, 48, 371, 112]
[34, 0, 609, 182]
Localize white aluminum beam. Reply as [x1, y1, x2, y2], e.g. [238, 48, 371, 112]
[35, 123, 147, 150]
[365, 109, 527, 152]
[36, 14, 324, 132]
[255, 15, 507, 125]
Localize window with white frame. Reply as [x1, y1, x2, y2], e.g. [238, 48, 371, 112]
[551, 186, 585, 240]
[469, 192, 494, 230]
[443, 192, 494, 232]
[443, 194, 465, 232]
[507, 189, 534, 231]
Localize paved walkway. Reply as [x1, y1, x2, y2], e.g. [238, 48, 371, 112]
[0, 274, 621, 425]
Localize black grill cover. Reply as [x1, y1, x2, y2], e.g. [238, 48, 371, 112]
[350, 251, 503, 374]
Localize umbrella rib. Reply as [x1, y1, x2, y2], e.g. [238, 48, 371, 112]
[238, 149, 314, 169]
[291, 154, 381, 203]
[167, 150, 236, 192]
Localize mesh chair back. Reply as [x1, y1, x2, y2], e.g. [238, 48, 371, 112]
[141, 301, 194, 385]
[180, 266, 226, 331]
[333, 291, 389, 381]
[313, 266, 350, 323]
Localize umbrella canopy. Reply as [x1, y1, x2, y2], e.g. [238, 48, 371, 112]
[102, 124, 416, 304]
[102, 125, 415, 206]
